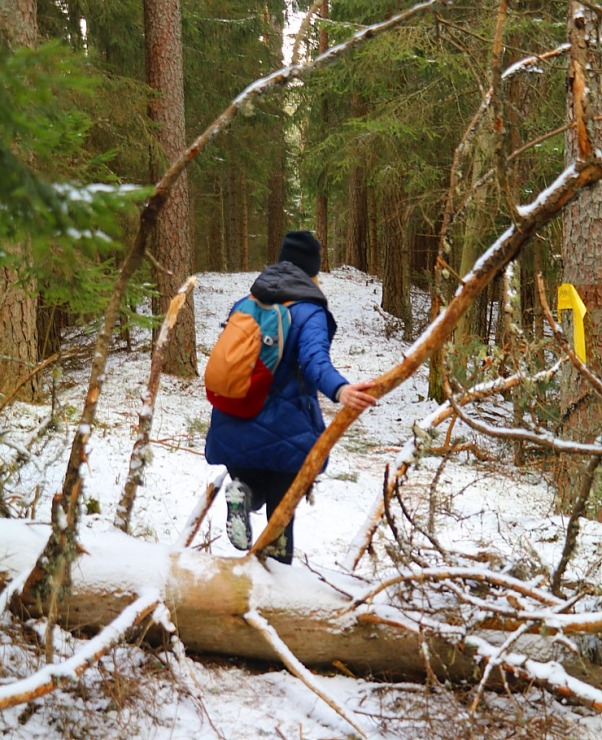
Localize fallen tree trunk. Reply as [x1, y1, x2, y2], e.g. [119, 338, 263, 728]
[3, 520, 602, 692]
[1, 520, 471, 680]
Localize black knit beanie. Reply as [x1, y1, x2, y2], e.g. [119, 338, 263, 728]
[278, 230, 322, 277]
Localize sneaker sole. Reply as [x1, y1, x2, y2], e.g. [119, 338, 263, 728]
[225, 482, 252, 550]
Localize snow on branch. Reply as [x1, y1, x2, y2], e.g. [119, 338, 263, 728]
[343, 362, 562, 571]
[175, 468, 227, 548]
[447, 391, 602, 456]
[467, 634, 602, 712]
[350, 566, 564, 611]
[114, 276, 197, 533]
[244, 609, 369, 739]
[0, 590, 161, 710]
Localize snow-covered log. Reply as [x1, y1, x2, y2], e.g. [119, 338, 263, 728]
[0, 520, 473, 680]
[4, 520, 602, 695]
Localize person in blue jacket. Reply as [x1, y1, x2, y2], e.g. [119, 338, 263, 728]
[205, 230, 375, 564]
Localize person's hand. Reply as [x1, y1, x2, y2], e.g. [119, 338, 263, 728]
[338, 381, 377, 410]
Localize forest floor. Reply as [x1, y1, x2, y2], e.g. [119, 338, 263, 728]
[1, 267, 602, 738]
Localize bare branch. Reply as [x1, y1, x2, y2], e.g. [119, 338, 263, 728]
[144, 249, 173, 276]
[245, 609, 368, 738]
[348, 566, 564, 612]
[175, 469, 227, 548]
[580, 1, 602, 17]
[114, 276, 197, 533]
[344, 362, 562, 571]
[447, 391, 602, 456]
[470, 622, 532, 713]
[0, 591, 160, 710]
[467, 634, 602, 712]
[551, 437, 602, 596]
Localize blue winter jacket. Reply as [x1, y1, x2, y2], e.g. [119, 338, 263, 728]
[204, 262, 349, 473]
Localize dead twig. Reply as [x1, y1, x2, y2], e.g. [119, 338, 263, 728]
[0, 591, 160, 710]
[467, 634, 602, 712]
[344, 362, 562, 571]
[115, 276, 197, 533]
[175, 469, 227, 549]
[447, 390, 602, 456]
[244, 609, 368, 738]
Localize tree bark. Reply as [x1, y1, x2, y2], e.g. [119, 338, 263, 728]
[381, 180, 412, 339]
[558, 3, 602, 507]
[316, 0, 330, 272]
[240, 170, 249, 271]
[144, 0, 197, 377]
[267, 154, 285, 265]
[345, 164, 369, 272]
[345, 95, 369, 271]
[0, 0, 37, 46]
[0, 0, 38, 402]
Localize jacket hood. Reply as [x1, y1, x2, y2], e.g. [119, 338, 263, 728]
[250, 262, 328, 306]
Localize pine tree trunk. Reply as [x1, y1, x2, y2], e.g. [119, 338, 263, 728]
[381, 182, 412, 339]
[265, 4, 286, 267]
[144, 0, 197, 377]
[240, 172, 249, 271]
[345, 93, 369, 272]
[226, 164, 240, 270]
[367, 186, 379, 277]
[316, 0, 330, 273]
[346, 167, 369, 271]
[206, 177, 224, 271]
[0, 0, 38, 402]
[558, 4, 602, 510]
[267, 152, 285, 265]
[0, 266, 38, 400]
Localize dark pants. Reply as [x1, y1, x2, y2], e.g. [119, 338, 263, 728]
[227, 467, 297, 564]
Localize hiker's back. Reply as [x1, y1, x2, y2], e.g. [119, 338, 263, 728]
[204, 294, 292, 418]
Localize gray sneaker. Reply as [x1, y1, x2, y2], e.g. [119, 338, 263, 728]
[225, 480, 252, 550]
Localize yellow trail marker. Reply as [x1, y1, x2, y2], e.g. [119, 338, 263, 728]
[557, 283, 587, 363]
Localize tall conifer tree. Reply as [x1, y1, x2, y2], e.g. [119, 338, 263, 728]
[144, 0, 197, 377]
[558, 1, 602, 503]
[0, 0, 39, 401]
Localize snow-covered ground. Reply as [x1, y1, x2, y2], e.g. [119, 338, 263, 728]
[1, 267, 602, 738]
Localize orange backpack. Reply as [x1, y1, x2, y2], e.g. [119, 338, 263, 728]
[205, 295, 292, 418]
